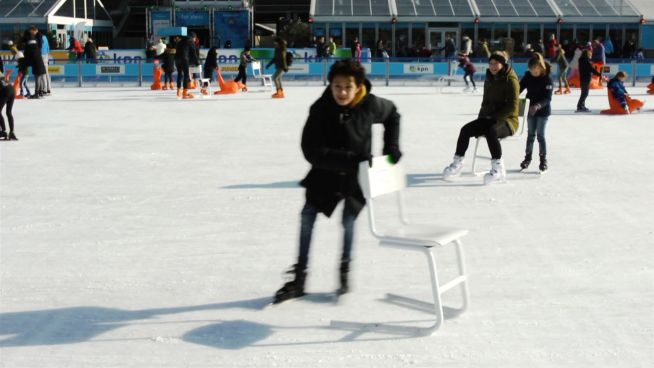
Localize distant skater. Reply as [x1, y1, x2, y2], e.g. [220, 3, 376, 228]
[0, 78, 17, 140]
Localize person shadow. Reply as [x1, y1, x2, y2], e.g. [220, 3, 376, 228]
[0, 297, 271, 348]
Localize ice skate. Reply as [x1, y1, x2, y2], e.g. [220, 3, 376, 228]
[520, 154, 532, 170]
[539, 155, 548, 174]
[554, 87, 563, 95]
[564, 86, 571, 94]
[7, 131, 17, 141]
[336, 261, 349, 297]
[442, 155, 464, 179]
[272, 265, 306, 305]
[463, 86, 471, 92]
[0, 131, 6, 140]
[483, 159, 506, 185]
[182, 89, 195, 99]
[575, 107, 591, 113]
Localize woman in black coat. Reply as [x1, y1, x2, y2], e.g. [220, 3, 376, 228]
[203, 47, 218, 82]
[23, 30, 47, 97]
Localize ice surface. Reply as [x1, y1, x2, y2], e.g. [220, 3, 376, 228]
[1, 84, 653, 367]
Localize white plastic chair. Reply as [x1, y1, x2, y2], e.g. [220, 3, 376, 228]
[469, 97, 529, 175]
[251, 61, 273, 90]
[330, 156, 470, 336]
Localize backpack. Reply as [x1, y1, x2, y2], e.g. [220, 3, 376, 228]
[285, 51, 293, 66]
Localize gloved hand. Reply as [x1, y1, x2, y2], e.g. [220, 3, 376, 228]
[383, 147, 403, 164]
[528, 103, 541, 116]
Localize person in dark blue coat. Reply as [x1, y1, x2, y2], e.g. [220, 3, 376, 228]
[576, 49, 602, 113]
[519, 53, 554, 173]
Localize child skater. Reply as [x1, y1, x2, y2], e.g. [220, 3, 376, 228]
[0, 77, 16, 140]
[273, 60, 402, 304]
[519, 53, 553, 173]
[234, 46, 255, 92]
[458, 51, 477, 92]
[161, 43, 176, 90]
[601, 71, 645, 114]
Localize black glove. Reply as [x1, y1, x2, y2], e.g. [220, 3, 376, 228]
[383, 147, 402, 164]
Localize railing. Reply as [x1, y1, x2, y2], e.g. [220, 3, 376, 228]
[3, 57, 653, 88]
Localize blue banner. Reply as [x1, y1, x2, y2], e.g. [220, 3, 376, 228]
[213, 11, 249, 49]
[175, 11, 210, 27]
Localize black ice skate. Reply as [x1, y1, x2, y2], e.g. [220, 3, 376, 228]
[539, 155, 548, 173]
[519, 154, 532, 170]
[0, 131, 6, 140]
[336, 261, 349, 296]
[8, 132, 18, 141]
[272, 265, 306, 304]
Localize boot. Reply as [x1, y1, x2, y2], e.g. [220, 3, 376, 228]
[162, 83, 168, 90]
[539, 155, 548, 173]
[273, 264, 306, 304]
[337, 261, 350, 296]
[564, 86, 571, 94]
[520, 154, 532, 170]
[176, 88, 182, 98]
[183, 89, 195, 99]
[271, 88, 280, 98]
[483, 159, 506, 185]
[200, 87, 209, 96]
[241, 86, 248, 92]
[443, 155, 464, 178]
[554, 87, 563, 95]
[7, 131, 17, 141]
[272, 88, 285, 98]
[0, 131, 6, 140]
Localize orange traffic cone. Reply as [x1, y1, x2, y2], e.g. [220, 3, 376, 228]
[150, 61, 162, 90]
[13, 72, 24, 99]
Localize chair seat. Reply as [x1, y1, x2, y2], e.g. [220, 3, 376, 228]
[378, 224, 468, 248]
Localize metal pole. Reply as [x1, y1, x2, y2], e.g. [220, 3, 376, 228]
[78, 60, 82, 87]
[138, 59, 143, 87]
[631, 60, 636, 87]
[385, 58, 389, 86]
[323, 58, 327, 86]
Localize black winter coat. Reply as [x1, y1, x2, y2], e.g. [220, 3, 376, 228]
[23, 40, 46, 76]
[175, 37, 200, 66]
[578, 54, 601, 84]
[300, 80, 401, 217]
[519, 71, 554, 117]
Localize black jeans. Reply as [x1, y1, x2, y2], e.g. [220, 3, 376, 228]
[234, 65, 247, 85]
[463, 71, 475, 87]
[455, 118, 512, 160]
[175, 61, 190, 89]
[577, 81, 590, 109]
[297, 201, 358, 270]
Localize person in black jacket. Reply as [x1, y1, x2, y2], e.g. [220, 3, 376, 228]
[576, 48, 602, 113]
[273, 60, 402, 304]
[266, 37, 288, 98]
[203, 46, 218, 82]
[24, 27, 47, 98]
[0, 78, 16, 140]
[161, 43, 176, 90]
[174, 32, 199, 99]
[519, 53, 553, 173]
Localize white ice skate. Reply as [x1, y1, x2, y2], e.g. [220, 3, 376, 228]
[472, 87, 478, 92]
[443, 155, 464, 179]
[463, 86, 471, 92]
[483, 159, 506, 185]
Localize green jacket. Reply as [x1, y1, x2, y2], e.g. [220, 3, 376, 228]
[479, 67, 520, 134]
[327, 41, 336, 55]
[555, 51, 569, 70]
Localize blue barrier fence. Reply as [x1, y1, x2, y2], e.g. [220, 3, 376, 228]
[4, 58, 653, 87]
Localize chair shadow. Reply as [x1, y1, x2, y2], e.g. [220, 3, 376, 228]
[407, 173, 485, 187]
[221, 180, 301, 189]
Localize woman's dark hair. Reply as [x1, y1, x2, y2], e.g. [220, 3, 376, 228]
[327, 60, 366, 85]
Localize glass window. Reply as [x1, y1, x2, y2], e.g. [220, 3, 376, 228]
[510, 24, 525, 57]
[624, 24, 639, 57]
[543, 26, 557, 58]
[526, 23, 542, 53]
[378, 23, 392, 58]
[591, 24, 606, 43]
[361, 24, 376, 55]
[559, 24, 574, 55]
[493, 24, 508, 53]
[328, 24, 342, 47]
[411, 24, 425, 56]
[576, 25, 590, 45]
[607, 25, 622, 58]
[461, 23, 475, 50]
[395, 24, 409, 57]
[345, 24, 359, 49]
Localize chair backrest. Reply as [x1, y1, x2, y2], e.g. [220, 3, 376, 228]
[251, 61, 262, 76]
[358, 156, 407, 199]
[518, 97, 530, 133]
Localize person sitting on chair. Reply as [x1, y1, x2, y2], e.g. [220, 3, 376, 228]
[442, 51, 520, 184]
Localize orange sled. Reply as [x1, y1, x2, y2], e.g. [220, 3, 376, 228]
[600, 90, 644, 115]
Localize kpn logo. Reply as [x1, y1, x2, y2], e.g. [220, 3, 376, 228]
[409, 65, 430, 73]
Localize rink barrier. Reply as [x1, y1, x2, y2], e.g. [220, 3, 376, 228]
[3, 57, 653, 87]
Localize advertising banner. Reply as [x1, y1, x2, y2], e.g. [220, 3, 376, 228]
[175, 11, 210, 27]
[214, 11, 249, 49]
[403, 64, 434, 74]
[151, 10, 172, 37]
[96, 65, 125, 75]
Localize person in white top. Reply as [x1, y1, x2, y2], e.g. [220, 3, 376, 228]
[154, 38, 167, 59]
[462, 35, 472, 56]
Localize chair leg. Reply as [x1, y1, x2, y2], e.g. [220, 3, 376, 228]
[423, 247, 444, 333]
[470, 137, 481, 175]
[454, 239, 470, 311]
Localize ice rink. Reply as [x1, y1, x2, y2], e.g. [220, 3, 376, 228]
[1, 82, 653, 367]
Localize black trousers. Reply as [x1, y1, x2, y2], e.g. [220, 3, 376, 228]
[175, 61, 190, 89]
[455, 118, 512, 160]
[577, 81, 590, 109]
[0, 85, 15, 132]
[234, 65, 247, 85]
